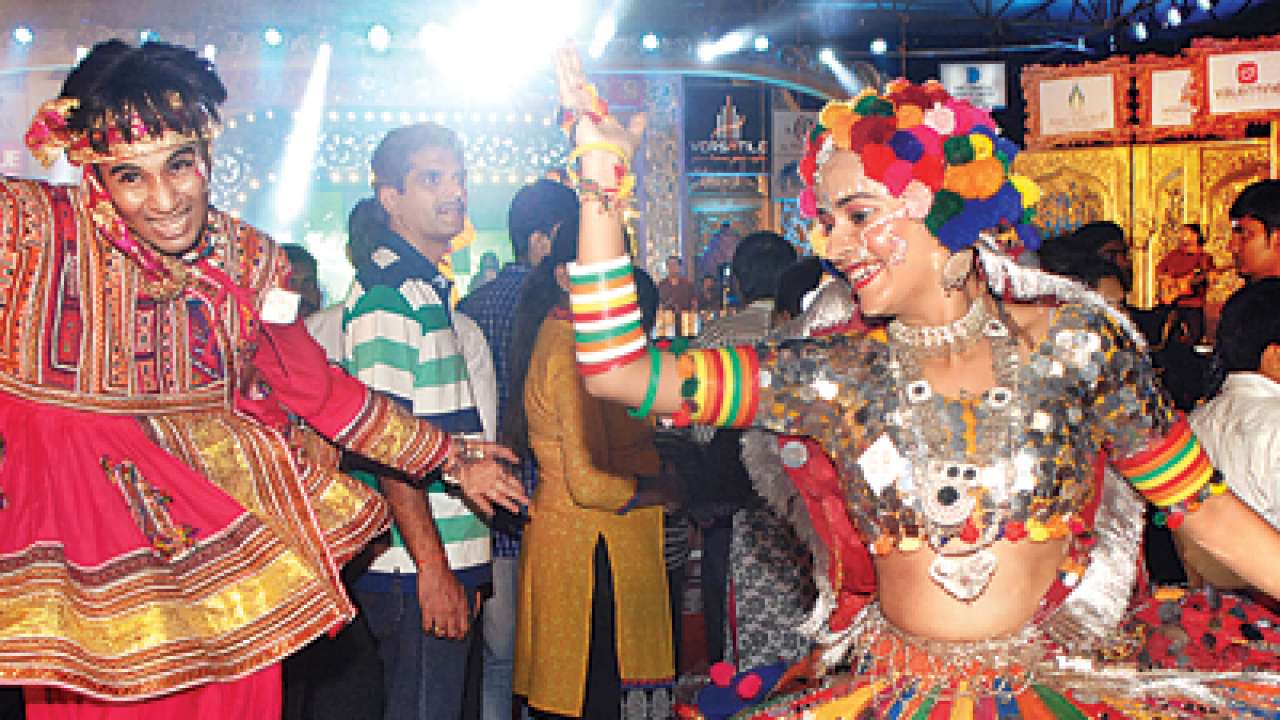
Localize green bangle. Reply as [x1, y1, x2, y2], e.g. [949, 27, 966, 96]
[627, 345, 662, 419]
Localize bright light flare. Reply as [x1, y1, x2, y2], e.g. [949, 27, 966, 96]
[588, 12, 616, 58]
[264, 27, 283, 47]
[272, 42, 331, 236]
[420, 0, 583, 103]
[870, 37, 888, 55]
[13, 26, 33, 45]
[368, 24, 390, 52]
[698, 30, 749, 62]
[642, 32, 659, 51]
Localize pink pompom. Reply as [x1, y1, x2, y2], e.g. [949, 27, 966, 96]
[799, 187, 818, 218]
[709, 661, 736, 688]
[882, 160, 914, 197]
[735, 673, 763, 700]
[907, 124, 942, 159]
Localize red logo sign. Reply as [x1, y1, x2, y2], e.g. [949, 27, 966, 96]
[1238, 61, 1259, 84]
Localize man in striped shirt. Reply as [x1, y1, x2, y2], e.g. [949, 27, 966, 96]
[341, 123, 501, 720]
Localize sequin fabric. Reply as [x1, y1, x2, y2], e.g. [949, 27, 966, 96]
[754, 303, 1177, 558]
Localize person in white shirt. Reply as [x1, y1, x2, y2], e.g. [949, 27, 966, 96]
[1188, 278, 1280, 587]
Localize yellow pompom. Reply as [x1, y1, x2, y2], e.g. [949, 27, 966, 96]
[896, 104, 924, 129]
[898, 536, 923, 552]
[819, 101, 854, 130]
[969, 134, 993, 160]
[1010, 174, 1041, 208]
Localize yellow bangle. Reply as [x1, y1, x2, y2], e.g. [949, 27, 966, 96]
[566, 141, 631, 184]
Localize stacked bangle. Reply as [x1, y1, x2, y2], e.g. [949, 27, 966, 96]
[568, 256, 647, 375]
[672, 347, 760, 429]
[1113, 415, 1226, 527]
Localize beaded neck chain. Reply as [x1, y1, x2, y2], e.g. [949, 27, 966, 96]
[888, 300, 1024, 601]
[887, 295, 990, 357]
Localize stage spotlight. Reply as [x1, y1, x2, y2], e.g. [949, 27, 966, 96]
[698, 30, 748, 62]
[642, 32, 659, 51]
[367, 24, 390, 52]
[754, 35, 769, 52]
[139, 29, 156, 43]
[588, 12, 616, 59]
[264, 27, 283, 47]
[201, 44, 216, 62]
[75, 46, 88, 62]
[1131, 20, 1148, 42]
[818, 47, 836, 65]
[870, 37, 888, 55]
[13, 26, 33, 45]
[1167, 7, 1182, 26]
[1197, 0, 1213, 10]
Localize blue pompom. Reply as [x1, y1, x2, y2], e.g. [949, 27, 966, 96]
[888, 131, 924, 163]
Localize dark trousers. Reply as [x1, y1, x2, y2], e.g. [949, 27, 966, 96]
[283, 610, 384, 720]
[700, 521, 733, 664]
[529, 538, 619, 720]
[0, 688, 22, 720]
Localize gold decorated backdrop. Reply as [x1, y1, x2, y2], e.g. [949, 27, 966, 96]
[1015, 139, 1272, 309]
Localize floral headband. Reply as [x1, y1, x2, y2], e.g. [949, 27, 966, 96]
[799, 79, 1042, 253]
[25, 95, 220, 169]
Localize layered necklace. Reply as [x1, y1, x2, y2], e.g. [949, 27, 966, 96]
[887, 296, 1024, 601]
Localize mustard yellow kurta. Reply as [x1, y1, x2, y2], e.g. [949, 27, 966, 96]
[513, 317, 673, 716]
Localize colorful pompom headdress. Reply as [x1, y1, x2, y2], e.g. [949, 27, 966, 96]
[799, 79, 1042, 254]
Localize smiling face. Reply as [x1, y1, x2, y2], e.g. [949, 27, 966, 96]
[378, 144, 468, 264]
[98, 142, 210, 257]
[815, 150, 945, 319]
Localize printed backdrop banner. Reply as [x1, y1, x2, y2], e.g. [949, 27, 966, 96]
[939, 63, 1007, 109]
[1207, 49, 1280, 115]
[771, 110, 817, 199]
[684, 80, 769, 175]
[1150, 68, 1195, 127]
[1037, 74, 1118, 136]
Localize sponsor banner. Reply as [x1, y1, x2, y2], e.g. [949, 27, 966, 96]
[939, 62, 1007, 109]
[684, 80, 769, 175]
[1207, 49, 1280, 115]
[1150, 68, 1195, 127]
[771, 110, 817, 199]
[1038, 74, 1117, 135]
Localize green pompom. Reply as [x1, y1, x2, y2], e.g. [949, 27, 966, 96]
[924, 190, 964, 235]
[809, 125, 826, 144]
[994, 149, 1010, 171]
[1021, 206, 1037, 224]
[854, 95, 894, 117]
[943, 136, 974, 165]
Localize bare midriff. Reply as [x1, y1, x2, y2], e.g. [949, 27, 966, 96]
[876, 536, 1069, 640]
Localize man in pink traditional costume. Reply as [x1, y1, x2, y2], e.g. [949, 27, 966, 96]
[0, 39, 526, 719]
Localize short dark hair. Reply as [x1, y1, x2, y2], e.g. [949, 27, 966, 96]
[507, 179, 578, 261]
[731, 231, 797, 303]
[371, 122, 464, 193]
[774, 257, 824, 318]
[283, 244, 317, 272]
[60, 39, 226, 155]
[1230, 179, 1280, 236]
[1215, 278, 1280, 374]
[1071, 221, 1126, 255]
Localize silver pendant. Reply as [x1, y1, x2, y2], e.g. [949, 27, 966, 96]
[929, 549, 997, 601]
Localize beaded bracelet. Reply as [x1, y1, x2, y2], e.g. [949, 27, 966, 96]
[567, 142, 636, 209]
[1113, 415, 1226, 527]
[626, 345, 663, 419]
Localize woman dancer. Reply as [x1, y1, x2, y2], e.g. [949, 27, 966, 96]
[553, 45, 1280, 717]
